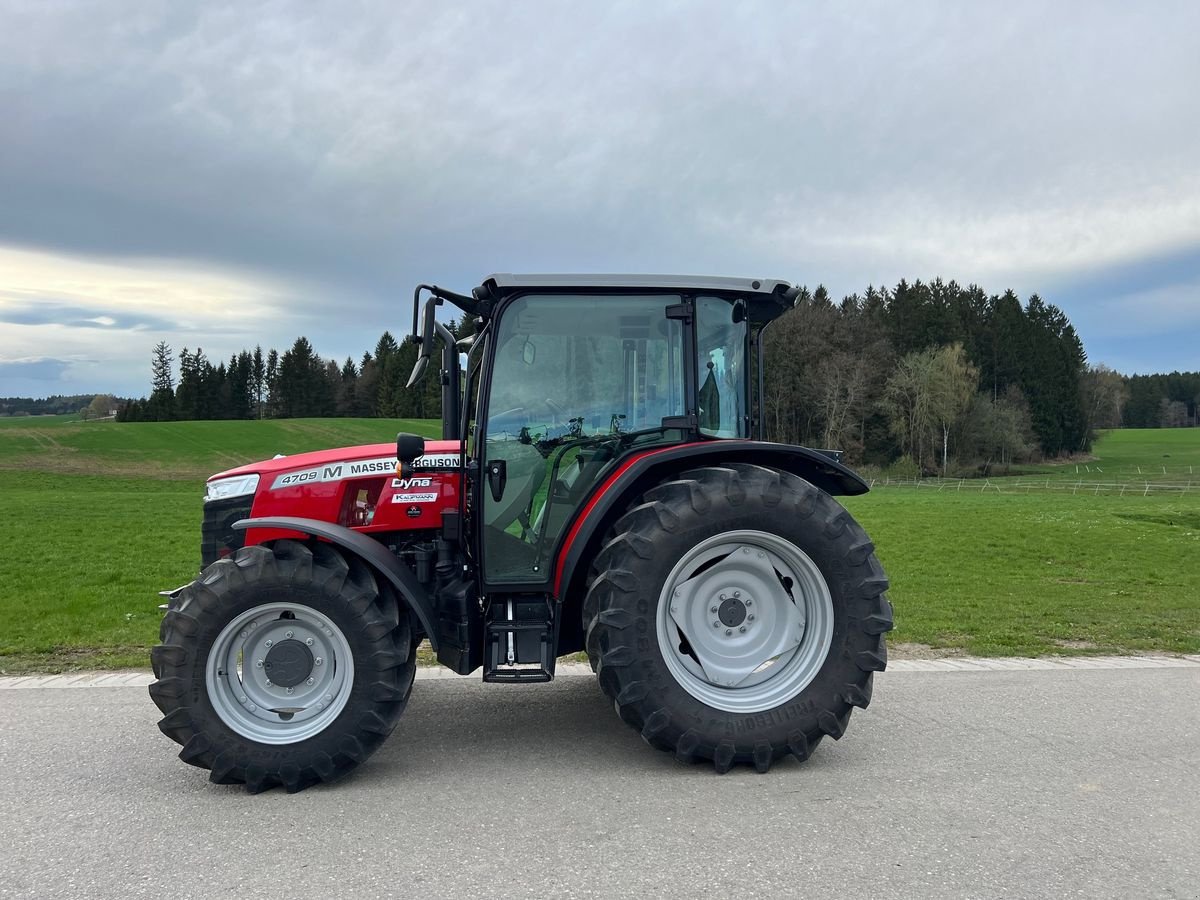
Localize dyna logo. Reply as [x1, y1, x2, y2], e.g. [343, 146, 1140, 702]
[392, 477, 433, 489]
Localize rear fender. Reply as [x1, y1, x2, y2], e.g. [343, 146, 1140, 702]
[553, 441, 869, 603]
[233, 516, 439, 650]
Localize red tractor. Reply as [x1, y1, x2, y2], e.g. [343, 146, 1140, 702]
[151, 275, 893, 792]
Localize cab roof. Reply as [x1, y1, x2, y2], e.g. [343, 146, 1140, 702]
[480, 273, 793, 297]
[474, 274, 797, 323]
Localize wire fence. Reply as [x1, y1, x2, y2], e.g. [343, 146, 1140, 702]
[868, 476, 1198, 496]
[1062, 463, 1197, 478]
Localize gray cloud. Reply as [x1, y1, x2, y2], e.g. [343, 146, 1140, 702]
[1, 0, 1198, 393]
[0, 357, 75, 382]
[0, 297, 181, 331]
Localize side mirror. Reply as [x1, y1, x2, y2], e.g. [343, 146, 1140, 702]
[396, 432, 426, 478]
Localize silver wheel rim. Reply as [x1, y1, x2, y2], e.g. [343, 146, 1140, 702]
[655, 529, 834, 714]
[205, 602, 354, 744]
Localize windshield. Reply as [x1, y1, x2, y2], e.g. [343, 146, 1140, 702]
[481, 293, 685, 583]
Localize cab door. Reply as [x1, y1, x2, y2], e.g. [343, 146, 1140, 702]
[475, 292, 686, 590]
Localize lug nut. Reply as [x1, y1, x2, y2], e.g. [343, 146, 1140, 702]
[749, 615, 756, 622]
[745, 600, 753, 607]
[239, 630, 248, 639]
[305, 638, 314, 646]
[264, 639, 273, 648]
[739, 626, 747, 633]
[713, 621, 720, 628]
[315, 657, 323, 666]
[286, 687, 294, 695]
[306, 677, 315, 686]
[725, 629, 732, 636]
[285, 630, 294, 639]
[733, 591, 741, 598]
[719, 593, 727, 601]
[255, 659, 264, 668]
[710, 605, 718, 614]
[265, 679, 272, 686]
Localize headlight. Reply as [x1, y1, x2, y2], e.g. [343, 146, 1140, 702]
[204, 474, 260, 502]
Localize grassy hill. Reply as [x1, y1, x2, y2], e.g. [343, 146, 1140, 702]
[0, 415, 442, 478]
[1020, 428, 1200, 480]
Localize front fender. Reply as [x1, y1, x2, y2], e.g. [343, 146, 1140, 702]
[233, 516, 439, 651]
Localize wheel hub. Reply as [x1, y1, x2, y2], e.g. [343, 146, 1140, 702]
[263, 639, 314, 688]
[657, 531, 835, 714]
[717, 597, 747, 627]
[206, 602, 355, 745]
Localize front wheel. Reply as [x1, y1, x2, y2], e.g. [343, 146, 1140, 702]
[149, 540, 415, 792]
[583, 463, 893, 773]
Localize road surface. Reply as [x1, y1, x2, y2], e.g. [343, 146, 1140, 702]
[1, 659, 1197, 899]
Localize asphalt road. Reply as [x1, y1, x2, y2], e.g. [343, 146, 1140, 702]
[1, 663, 1197, 899]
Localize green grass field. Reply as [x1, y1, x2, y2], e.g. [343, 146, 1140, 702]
[1018, 428, 1200, 482]
[0, 417, 1197, 671]
[844, 490, 1199, 656]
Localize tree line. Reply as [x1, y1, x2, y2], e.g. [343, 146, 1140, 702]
[117, 319, 476, 423]
[112, 278, 1196, 473]
[1, 394, 104, 416]
[1122, 371, 1200, 429]
[760, 279, 1099, 473]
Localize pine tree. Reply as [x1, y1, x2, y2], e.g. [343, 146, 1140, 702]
[251, 345, 266, 419]
[266, 349, 280, 417]
[148, 340, 175, 420]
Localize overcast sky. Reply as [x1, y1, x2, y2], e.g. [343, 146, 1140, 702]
[2, 1, 1198, 399]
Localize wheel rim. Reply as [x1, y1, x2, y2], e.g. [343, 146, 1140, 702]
[655, 529, 834, 714]
[205, 602, 354, 744]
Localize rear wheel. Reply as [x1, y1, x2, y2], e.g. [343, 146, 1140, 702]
[150, 540, 415, 792]
[584, 463, 892, 772]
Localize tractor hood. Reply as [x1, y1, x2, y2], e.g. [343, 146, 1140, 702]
[207, 439, 463, 484]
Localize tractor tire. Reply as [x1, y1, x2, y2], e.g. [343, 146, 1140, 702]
[583, 463, 892, 773]
[149, 540, 415, 793]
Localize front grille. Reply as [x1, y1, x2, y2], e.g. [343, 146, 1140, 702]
[200, 495, 253, 570]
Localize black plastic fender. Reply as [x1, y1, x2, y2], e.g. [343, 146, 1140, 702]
[554, 440, 870, 604]
[233, 516, 439, 650]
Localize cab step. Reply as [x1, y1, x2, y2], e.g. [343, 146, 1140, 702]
[483, 596, 555, 683]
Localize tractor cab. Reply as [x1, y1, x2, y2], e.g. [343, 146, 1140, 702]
[403, 275, 827, 681]
[407, 278, 793, 563]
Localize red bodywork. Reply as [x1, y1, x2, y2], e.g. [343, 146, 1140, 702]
[210, 440, 464, 547]
[213, 439, 698, 600]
